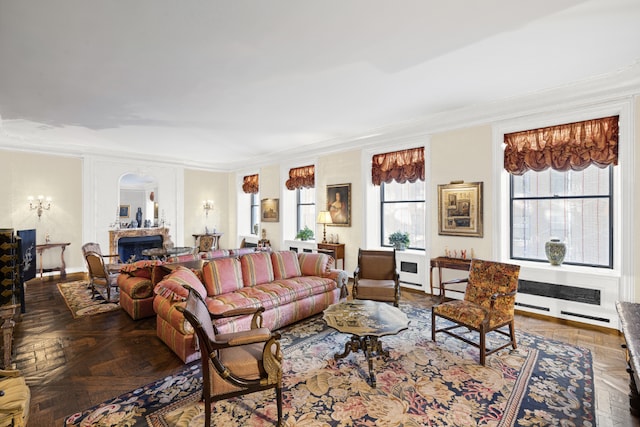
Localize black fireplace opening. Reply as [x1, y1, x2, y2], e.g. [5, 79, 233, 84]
[118, 236, 163, 263]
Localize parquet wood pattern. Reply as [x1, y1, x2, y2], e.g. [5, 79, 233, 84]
[7, 277, 640, 426]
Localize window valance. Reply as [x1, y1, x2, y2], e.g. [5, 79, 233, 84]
[285, 165, 315, 190]
[242, 174, 259, 194]
[504, 115, 619, 175]
[371, 147, 425, 185]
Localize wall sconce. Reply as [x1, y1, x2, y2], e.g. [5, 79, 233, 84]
[316, 211, 333, 243]
[203, 200, 214, 218]
[28, 195, 52, 220]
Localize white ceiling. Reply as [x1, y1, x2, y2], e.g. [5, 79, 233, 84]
[1, 0, 639, 171]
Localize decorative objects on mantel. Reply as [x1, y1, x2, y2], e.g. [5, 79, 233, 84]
[28, 195, 51, 220]
[545, 238, 567, 266]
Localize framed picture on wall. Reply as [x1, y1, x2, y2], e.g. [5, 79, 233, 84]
[261, 198, 279, 222]
[326, 183, 351, 227]
[119, 205, 130, 218]
[437, 181, 483, 237]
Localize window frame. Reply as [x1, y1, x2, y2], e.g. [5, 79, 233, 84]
[250, 192, 259, 235]
[296, 187, 315, 233]
[379, 181, 426, 251]
[508, 166, 614, 268]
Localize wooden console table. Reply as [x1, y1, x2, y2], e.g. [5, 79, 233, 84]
[616, 301, 640, 415]
[35, 242, 70, 279]
[429, 256, 471, 296]
[317, 243, 345, 270]
[192, 233, 223, 252]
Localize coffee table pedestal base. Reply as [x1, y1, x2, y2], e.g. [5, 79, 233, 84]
[334, 335, 388, 388]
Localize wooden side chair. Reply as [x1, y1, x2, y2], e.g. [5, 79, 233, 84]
[0, 369, 30, 427]
[84, 251, 119, 302]
[178, 288, 283, 427]
[432, 259, 521, 365]
[197, 235, 215, 253]
[352, 249, 400, 307]
[81, 242, 122, 273]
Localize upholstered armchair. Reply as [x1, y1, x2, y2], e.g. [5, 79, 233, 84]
[84, 251, 119, 302]
[178, 288, 283, 427]
[0, 369, 30, 427]
[431, 259, 521, 365]
[353, 249, 400, 307]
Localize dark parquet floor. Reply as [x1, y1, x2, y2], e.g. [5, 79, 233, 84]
[6, 274, 640, 426]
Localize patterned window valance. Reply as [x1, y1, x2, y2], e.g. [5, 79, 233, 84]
[285, 165, 315, 190]
[242, 174, 259, 194]
[504, 115, 619, 175]
[371, 146, 425, 186]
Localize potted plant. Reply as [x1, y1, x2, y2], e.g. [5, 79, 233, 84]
[296, 226, 314, 241]
[389, 231, 410, 251]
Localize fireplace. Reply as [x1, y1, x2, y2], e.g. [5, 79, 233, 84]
[109, 227, 171, 262]
[118, 235, 163, 263]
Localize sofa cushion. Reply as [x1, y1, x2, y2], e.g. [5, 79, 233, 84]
[230, 247, 257, 256]
[271, 251, 301, 280]
[202, 257, 244, 296]
[200, 249, 230, 260]
[240, 252, 274, 287]
[298, 253, 332, 276]
[154, 266, 207, 302]
[247, 276, 338, 308]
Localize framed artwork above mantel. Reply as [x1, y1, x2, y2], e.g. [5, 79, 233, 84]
[437, 181, 483, 237]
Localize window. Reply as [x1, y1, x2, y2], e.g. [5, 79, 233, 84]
[510, 165, 612, 267]
[296, 187, 315, 234]
[250, 193, 259, 235]
[381, 180, 426, 250]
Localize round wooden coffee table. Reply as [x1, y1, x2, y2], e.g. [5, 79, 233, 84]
[323, 299, 409, 387]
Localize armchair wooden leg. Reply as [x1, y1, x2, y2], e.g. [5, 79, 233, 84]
[431, 310, 436, 342]
[479, 326, 486, 366]
[276, 386, 283, 426]
[509, 321, 517, 350]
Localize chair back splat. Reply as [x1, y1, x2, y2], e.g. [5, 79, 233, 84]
[431, 258, 520, 365]
[178, 288, 283, 427]
[352, 249, 400, 307]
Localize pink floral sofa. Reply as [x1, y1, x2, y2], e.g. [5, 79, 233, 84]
[117, 248, 258, 320]
[152, 250, 348, 363]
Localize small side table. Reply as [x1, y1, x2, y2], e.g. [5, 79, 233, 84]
[429, 256, 471, 296]
[35, 242, 71, 280]
[317, 242, 345, 270]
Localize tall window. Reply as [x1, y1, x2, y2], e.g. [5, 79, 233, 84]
[372, 146, 425, 250]
[286, 165, 315, 237]
[504, 115, 618, 268]
[250, 192, 260, 235]
[297, 187, 315, 233]
[510, 166, 612, 267]
[381, 180, 425, 249]
[242, 174, 260, 235]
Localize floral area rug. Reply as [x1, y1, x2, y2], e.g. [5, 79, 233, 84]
[57, 280, 120, 319]
[64, 301, 594, 426]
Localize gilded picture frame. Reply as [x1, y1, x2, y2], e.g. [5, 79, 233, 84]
[119, 205, 130, 218]
[326, 183, 351, 227]
[438, 182, 483, 237]
[261, 198, 279, 222]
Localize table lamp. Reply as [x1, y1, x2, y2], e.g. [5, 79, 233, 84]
[317, 211, 332, 243]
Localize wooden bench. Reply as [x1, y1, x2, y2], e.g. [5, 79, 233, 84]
[616, 301, 640, 415]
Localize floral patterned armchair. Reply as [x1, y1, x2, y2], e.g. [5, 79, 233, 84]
[431, 259, 521, 365]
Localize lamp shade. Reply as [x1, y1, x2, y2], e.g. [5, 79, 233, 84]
[317, 211, 332, 224]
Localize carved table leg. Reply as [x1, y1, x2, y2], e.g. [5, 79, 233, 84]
[334, 335, 362, 360]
